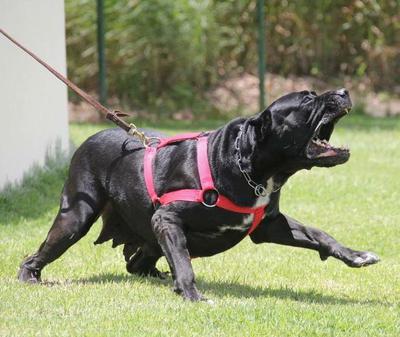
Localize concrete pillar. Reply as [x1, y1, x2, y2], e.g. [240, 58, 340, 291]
[0, 0, 69, 189]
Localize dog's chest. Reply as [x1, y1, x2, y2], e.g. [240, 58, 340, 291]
[185, 178, 278, 256]
[217, 178, 275, 234]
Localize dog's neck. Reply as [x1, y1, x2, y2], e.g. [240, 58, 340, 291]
[238, 120, 283, 183]
[209, 118, 290, 202]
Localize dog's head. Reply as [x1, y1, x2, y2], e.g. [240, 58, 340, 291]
[250, 89, 352, 171]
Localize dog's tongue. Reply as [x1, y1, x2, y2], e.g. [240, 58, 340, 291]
[310, 139, 337, 158]
[316, 149, 338, 158]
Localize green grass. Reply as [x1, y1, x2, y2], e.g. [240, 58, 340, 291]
[1, 116, 400, 336]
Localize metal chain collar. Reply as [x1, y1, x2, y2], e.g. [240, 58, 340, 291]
[234, 125, 268, 197]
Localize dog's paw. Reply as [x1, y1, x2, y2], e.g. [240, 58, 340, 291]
[18, 265, 41, 283]
[174, 284, 205, 302]
[345, 251, 380, 268]
[319, 251, 329, 261]
[148, 267, 170, 280]
[183, 292, 207, 302]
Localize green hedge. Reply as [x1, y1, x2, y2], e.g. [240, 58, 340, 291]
[66, 0, 399, 114]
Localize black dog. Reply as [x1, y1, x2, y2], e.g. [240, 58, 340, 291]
[19, 89, 379, 301]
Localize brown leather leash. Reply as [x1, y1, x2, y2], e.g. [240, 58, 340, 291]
[0, 28, 152, 146]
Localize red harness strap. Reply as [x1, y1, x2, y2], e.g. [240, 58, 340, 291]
[143, 133, 266, 235]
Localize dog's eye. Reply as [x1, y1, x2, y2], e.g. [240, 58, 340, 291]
[310, 91, 317, 96]
[303, 96, 313, 104]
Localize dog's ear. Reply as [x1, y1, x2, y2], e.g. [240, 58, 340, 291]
[248, 108, 271, 142]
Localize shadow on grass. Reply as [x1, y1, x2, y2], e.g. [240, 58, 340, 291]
[72, 272, 389, 307]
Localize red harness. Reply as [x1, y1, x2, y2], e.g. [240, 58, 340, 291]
[143, 132, 266, 235]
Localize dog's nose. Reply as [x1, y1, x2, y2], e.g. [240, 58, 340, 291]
[335, 88, 349, 97]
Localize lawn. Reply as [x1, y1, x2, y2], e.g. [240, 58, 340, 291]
[0, 115, 399, 337]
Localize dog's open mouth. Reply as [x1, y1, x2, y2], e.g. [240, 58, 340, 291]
[306, 107, 351, 163]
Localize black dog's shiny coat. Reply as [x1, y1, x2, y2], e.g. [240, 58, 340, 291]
[19, 89, 379, 300]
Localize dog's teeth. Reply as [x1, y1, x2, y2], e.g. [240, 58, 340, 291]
[337, 145, 349, 151]
[315, 120, 324, 134]
[320, 140, 330, 147]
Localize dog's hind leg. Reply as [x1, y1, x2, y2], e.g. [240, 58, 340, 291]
[125, 245, 167, 279]
[18, 179, 106, 283]
[250, 213, 380, 268]
[95, 205, 166, 279]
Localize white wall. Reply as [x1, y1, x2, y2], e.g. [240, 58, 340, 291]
[0, 0, 69, 189]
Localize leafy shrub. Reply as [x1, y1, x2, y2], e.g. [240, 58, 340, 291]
[65, 0, 399, 115]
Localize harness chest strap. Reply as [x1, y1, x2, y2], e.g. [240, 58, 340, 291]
[143, 133, 266, 235]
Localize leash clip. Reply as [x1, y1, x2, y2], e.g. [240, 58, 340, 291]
[128, 123, 150, 147]
[128, 123, 160, 147]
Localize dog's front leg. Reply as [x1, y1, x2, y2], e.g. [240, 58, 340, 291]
[250, 213, 379, 267]
[151, 209, 204, 301]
